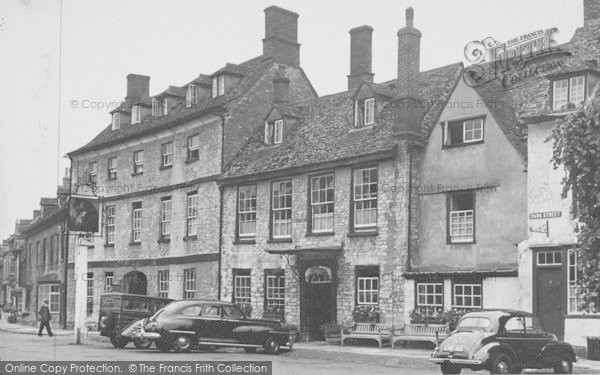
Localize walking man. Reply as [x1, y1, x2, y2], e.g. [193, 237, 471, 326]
[38, 299, 54, 337]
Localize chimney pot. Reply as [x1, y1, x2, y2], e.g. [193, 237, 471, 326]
[262, 6, 300, 66]
[348, 25, 375, 90]
[126, 74, 150, 101]
[406, 8, 414, 27]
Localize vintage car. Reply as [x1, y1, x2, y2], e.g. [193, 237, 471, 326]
[131, 300, 296, 354]
[98, 293, 173, 348]
[429, 309, 576, 374]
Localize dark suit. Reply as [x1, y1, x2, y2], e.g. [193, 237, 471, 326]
[38, 305, 53, 336]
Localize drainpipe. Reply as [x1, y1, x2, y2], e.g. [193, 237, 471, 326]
[217, 113, 226, 300]
[406, 148, 412, 271]
[61, 156, 72, 329]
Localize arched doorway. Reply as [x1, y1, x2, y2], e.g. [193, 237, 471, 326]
[302, 264, 336, 340]
[122, 271, 147, 295]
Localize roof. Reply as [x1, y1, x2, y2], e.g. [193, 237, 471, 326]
[224, 62, 463, 179]
[69, 56, 267, 156]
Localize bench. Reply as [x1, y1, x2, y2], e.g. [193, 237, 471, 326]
[341, 322, 391, 348]
[391, 323, 450, 348]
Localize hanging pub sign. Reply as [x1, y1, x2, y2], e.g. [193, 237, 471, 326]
[305, 265, 332, 284]
[69, 195, 100, 234]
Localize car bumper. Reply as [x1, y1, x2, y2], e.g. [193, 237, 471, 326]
[429, 357, 483, 366]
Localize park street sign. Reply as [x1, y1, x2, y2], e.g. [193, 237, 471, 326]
[529, 211, 562, 220]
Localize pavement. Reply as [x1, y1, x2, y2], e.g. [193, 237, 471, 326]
[2, 315, 600, 373]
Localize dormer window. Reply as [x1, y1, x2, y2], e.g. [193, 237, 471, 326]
[131, 105, 141, 124]
[152, 98, 161, 117]
[162, 98, 168, 116]
[212, 75, 225, 98]
[186, 84, 197, 107]
[266, 119, 284, 145]
[111, 113, 120, 130]
[354, 97, 375, 128]
[552, 76, 585, 111]
[442, 117, 484, 147]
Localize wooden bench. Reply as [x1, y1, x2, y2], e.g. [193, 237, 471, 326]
[341, 322, 391, 348]
[391, 323, 450, 348]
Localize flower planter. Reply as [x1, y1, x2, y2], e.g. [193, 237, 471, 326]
[325, 334, 341, 345]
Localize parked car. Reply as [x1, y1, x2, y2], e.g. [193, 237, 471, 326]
[429, 309, 576, 374]
[131, 300, 296, 354]
[98, 293, 173, 348]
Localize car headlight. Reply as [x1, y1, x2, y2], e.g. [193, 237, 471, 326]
[99, 315, 108, 329]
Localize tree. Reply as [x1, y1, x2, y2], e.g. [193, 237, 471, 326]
[550, 99, 600, 311]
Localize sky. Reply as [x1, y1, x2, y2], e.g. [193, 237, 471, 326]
[0, 0, 582, 239]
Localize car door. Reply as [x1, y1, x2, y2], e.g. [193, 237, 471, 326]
[178, 304, 203, 341]
[197, 304, 223, 343]
[522, 316, 555, 365]
[497, 316, 529, 365]
[221, 304, 246, 344]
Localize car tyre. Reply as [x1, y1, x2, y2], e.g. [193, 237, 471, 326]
[172, 335, 192, 353]
[110, 334, 128, 349]
[440, 362, 461, 374]
[553, 357, 573, 374]
[263, 336, 281, 355]
[133, 338, 153, 349]
[244, 348, 257, 354]
[489, 352, 513, 374]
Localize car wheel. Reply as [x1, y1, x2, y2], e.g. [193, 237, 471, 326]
[489, 353, 513, 374]
[110, 334, 128, 349]
[263, 336, 281, 355]
[133, 338, 153, 349]
[244, 348, 257, 354]
[553, 358, 573, 374]
[440, 362, 461, 374]
[172, 335, 192, 353]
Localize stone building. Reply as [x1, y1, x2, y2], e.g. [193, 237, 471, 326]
[516, 0, 600, 355]
[21, 170, 72, 326]
[66, 6, 316, 325]
[1, 220, 31, 314]
[219, 9, 461, 340]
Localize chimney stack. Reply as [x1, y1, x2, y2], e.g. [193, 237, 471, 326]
[397, 7, 421, 98]
[348, 25, 374, 90]
[126, 74, 150, 101]
[263, 6, 300, 67]
[273, 67, 291, 104]
[584, 0, 600, 28]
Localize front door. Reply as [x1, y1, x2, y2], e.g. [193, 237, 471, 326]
[535, 250, 564, 339]
[301, 263, 336, 340]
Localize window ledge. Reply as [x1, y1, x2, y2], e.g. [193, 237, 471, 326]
[131, 172, 143, 177]
[157, 237, 171, 244]
[306, 231, 335, 237]
[185, 157, 199, 164]
[349, 125, 375, 133]
[564, 314, 600, 319]
[448, 240, 476, 245]
[183, 235, 197, 242]
[267, 238, 293, 243]
[442, 140, 484, 150]
[129, 242, 142, 246]
[347, 231, 378, 238]
[104, 243, 115, 248]
[159, 165, 173, 171]
[233, 239, 256, 245]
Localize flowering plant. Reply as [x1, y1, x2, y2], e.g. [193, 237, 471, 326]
[352, 305, 380, 323]
[409, 308, 466, 330]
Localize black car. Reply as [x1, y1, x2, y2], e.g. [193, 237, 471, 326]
[430, 309, 576, 374]
[129, 300, 296, 354]
[98, 293, 173, 348]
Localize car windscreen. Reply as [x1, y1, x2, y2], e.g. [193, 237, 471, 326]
[456, 317, 492, 332]
[151, 302, 182, 320]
